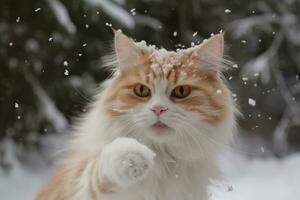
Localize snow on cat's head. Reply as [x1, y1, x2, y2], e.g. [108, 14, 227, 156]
[101, 31, 235, 155]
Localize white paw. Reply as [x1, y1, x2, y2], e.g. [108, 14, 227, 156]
[101, 137, 155, 187]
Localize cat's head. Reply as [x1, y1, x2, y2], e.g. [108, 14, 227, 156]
[102, 31, 235, 151]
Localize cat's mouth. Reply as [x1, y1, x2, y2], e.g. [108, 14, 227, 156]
[151, 121, 170, 132]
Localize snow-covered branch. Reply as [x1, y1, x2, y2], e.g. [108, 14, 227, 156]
[242, 33, 283, 83]
[228, 14, 277, 38]
[24, 72, 69, 133]
[134, 15, 162, 30]
[85, 0, 135, 29]
[47, 0, 77, 34]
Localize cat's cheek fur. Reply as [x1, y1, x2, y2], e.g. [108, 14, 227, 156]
[100, 137, 155, 188]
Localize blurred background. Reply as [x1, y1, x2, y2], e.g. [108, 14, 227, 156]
[1, 0, 300, 199]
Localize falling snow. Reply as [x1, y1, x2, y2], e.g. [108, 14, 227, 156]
[248, 98, 256, 106]
[130, 8, 136, 15]
[64, 69, 69, 76]
[224, 9, 231, 13]
[63, 61, 68, 66]
[232, 64, 239, 68]
[216, 89, 223, 94]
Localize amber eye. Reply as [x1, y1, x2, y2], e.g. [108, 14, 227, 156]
[171, 85, 191, 99]
[134, 84, 151, 98]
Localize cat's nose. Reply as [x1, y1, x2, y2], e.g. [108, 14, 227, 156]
[151, 105, 168, 117]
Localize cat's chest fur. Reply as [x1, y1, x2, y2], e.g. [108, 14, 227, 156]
[136, 147, 213, 200]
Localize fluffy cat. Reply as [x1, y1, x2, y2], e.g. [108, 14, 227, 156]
[35, 31, 236, 200]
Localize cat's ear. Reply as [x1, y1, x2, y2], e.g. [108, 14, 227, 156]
[114, 30, 142, 69]
[191, 33, 224, 70]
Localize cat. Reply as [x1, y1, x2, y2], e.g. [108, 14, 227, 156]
[35, 30, 237, 200]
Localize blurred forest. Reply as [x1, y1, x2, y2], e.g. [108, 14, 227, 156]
[1, 0, 300, 168]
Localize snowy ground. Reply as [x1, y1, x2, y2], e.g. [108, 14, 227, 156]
[1, 149, 300, 200]
[211, 152, 300, 200]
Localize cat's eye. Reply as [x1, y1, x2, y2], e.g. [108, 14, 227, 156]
[171, 85, 191, 99]
[133, 84, 151, 98]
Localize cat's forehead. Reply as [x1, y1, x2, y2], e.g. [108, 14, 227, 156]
[138, 42, 193, 72]
[138, 46, 197, 83]
[117, 40, 218, 87]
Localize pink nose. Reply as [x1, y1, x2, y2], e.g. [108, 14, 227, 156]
[151, 105, 168, 117]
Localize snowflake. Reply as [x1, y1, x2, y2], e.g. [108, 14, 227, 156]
[232, 64, 239, 68]
[224, 9, 231, 13]
[130, 8, 136, 15]
[35, 8, 41, 12]
[64, 69, 69, 76]
[248, 98, 256, 106]
[216, 89, 222, 94]
[63, 61, 68, 66]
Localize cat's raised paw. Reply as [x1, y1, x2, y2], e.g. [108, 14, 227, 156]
[101, 137, 155, 187]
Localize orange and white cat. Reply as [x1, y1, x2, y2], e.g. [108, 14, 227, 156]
[36, 31, 236, 200]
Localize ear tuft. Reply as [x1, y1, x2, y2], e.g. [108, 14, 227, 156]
[192, 33, 224, 68]
[114, 31, 142, 70]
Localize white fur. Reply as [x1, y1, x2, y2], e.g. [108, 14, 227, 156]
[100, 137, 155, 188]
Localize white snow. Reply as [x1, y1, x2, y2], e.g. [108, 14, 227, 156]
[85, 0, 135, 29]
[47, 0, 77, 34]
[248, 98, 256, 106]
[130, 8, 136, 16]
[34, 8, 41, 12]
[216, 89, 223, 94]
[224, 9, 232, 13]
[210, 152, 300, 200]
[64, 69, 69, 76]
[1, 147, 300, 200]
[63, 60, 69, 66]
[232, 64, 239, 68]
